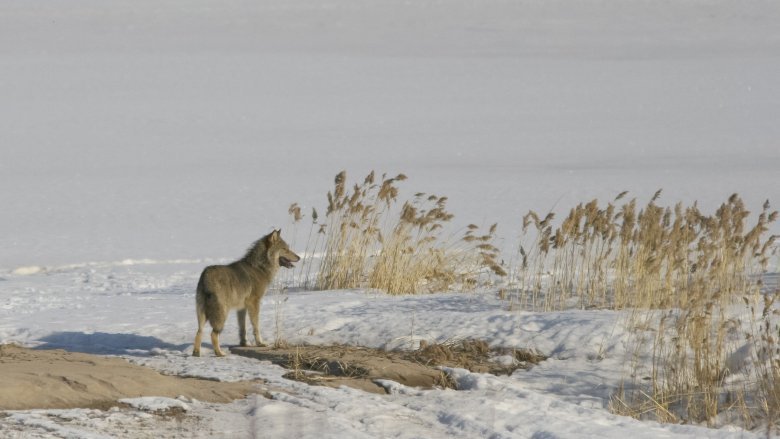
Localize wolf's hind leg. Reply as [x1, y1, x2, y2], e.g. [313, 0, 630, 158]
[210, 330, 226, 357]
[237, 309, 248, 347]
[210, 311, 227, 356]
[202, 296, 228, 357]
[193, 305, 207, 357]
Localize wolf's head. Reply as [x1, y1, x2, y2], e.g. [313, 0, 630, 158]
[265, 229, 300, 269]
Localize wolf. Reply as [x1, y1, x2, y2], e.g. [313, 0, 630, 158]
[192, 229, 300, 357]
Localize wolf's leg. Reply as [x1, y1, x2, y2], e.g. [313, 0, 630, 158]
[193, 304, 207, 357]
[237, 309, 248, 347]
[210, 312, 227, 357]
[211, 330, 226, 357]
[246, 300, 266, 347]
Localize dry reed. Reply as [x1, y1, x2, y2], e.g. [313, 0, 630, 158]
[284, 179, 780, 428]
[291, 170, 506, 295]
[513, 192, 776, 312]
[570, 194, 779, 428]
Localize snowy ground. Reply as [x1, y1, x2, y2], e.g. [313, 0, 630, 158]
[2, 0, 779, 437]
[0, 262, 765, 438]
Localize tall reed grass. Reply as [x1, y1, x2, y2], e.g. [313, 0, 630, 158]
[513, 192, 776, 311]
[289, 171, 505, 295]
[511, 192, 778, 428]
[284, 175, 780, 429]
[521, 193, 778, 428]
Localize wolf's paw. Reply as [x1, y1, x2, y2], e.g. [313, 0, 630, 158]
[192, 350, 201, 357]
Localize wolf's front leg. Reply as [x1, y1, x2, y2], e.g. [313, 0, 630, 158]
[246, 300, 266, 347]
[237, 309, 248, 347]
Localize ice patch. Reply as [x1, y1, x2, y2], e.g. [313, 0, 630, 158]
[521, 321, 542, 332]
[119, 396, 191, 412]
[5, 259, 220, 275]
[373, 379, 425, 396]
[492, 354, 517, 367]
[12, 266, 44, 275]
[318, 317, 355, 331]
[382, 335, 429, 351]
[5, 410, 113, 439]
[444, 367, 491, 391]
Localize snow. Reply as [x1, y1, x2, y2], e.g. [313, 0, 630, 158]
[118, 397, 190, 412]
[1, 0, 779, 437]
[0, 264, 767, 438]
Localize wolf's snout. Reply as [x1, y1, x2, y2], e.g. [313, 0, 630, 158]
[279, 253, 300, 269]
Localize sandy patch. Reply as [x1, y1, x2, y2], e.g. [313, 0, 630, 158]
[0, 345, 263, 410]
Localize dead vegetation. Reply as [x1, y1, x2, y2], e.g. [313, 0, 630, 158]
[282, 173, 780, 431]
[231, 340, 545, 394]
[411, 339, 547, 376]
[511, 192, 778, 429]
[287, 170, 505, 295]
[512, 192, 776, 311]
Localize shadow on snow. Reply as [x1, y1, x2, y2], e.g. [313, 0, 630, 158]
[35, 331, 190, 356]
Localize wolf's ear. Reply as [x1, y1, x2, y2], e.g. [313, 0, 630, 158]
[269, 229, 280, 242]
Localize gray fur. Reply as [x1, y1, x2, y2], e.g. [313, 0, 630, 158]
[193, 230, 300, 357]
